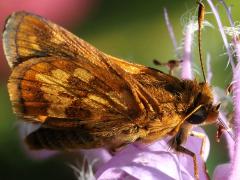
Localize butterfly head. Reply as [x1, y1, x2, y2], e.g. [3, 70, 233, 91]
[186, 82, 220, 125]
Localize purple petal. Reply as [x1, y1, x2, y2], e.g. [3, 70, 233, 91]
[213, 163, 231, 180]
[96, 127, 209, 180]
[229, 38, 240, 179]
[96, 143, 187, 180]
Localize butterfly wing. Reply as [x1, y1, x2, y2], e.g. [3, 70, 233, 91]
[3, 11, 106, 69]
[8, 55, 152, 149]
[4, 12, 189, 150]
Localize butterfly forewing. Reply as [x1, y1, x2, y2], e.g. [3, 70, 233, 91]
[3, 11, 106, 68]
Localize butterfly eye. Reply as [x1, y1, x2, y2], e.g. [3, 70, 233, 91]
[187, 106, 207, 124]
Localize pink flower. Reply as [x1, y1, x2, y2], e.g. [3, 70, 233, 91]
[96, 128, 210, 180]
[213, 163, 231, 180]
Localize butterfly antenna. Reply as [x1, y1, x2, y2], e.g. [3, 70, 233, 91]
[197, 1, 206, 83]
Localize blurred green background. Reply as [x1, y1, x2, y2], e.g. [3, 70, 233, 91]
[0, 0, 239, 179]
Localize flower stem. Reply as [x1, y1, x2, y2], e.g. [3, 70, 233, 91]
[229, 38, 240, 179]
[181, 21, 194, 80]
[206, 0, 235, 69]
[163, 8, 179, 58]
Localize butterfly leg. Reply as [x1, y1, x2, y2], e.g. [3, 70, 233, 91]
[175, 145, 199, 180]
[190, 131, 206, 159]
[190, 131, 210, 180]
[169, 126, 199, 180]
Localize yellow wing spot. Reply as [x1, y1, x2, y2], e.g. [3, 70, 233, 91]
[35, 69, 70, 86]
[121, 64, 142, 74]
[17, 35, 42, 56]
[36, 73, 57, 85]
[41, 85, 68, 95]
[37, 115, 48, 123]
[40, 85, 77, 118]
[36, 69, 77, 117]
[73, 68, 94, 83]
[107, 91, 127, 109]
[46, 94, 76, 118]
[88, 94, 109, 106]
[107, 56, 142, 74]
[51, 69, 70, 83]
[81, 98, 103, 109]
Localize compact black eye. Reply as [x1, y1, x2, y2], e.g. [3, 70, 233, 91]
[187, 106, 207, 124]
